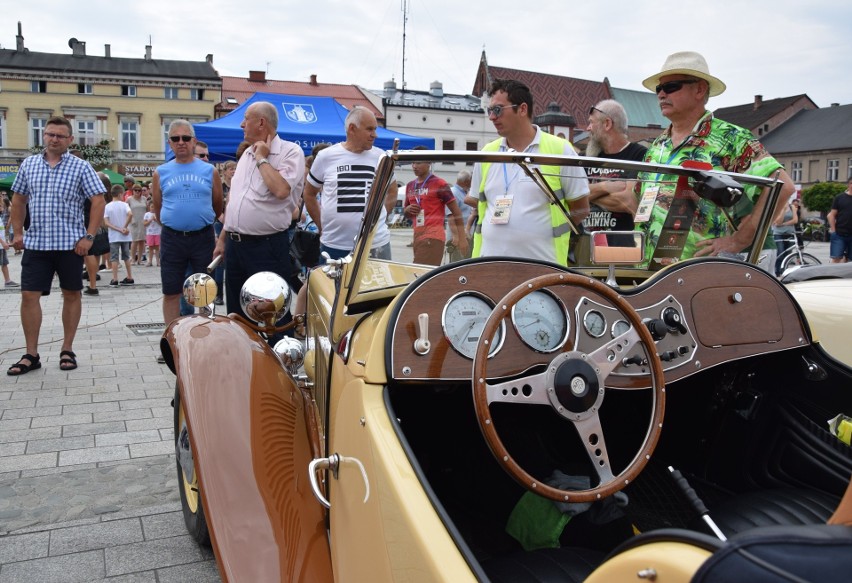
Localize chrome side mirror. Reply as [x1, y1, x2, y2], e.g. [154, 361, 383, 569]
[182, 273, 218, 319]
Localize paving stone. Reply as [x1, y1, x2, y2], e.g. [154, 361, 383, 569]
[0, 549, 105, 583]
[0, 531, 49, 563]
[157, 560, 221, 583]
[0, 427, 61, 444]
[119, 398, 173, 412]
[1, 406, 62, 420]
[0, 442, 27, 457]
[0, 418, 34, 432]
[26, 436, 94, 455]
[95, 431, 161, 448]
[94, 410, 152, 423]
[59, 446, 128, 466]
[19, 463, 97, 479]
[140, 511, 185, 540]
[0, 452, 57, 473]
[63, 402, 121, 415]
[125, 418, 172, 432]
[89, 572, 157, 583]
[92, 391, 147, 404]
[62, 421, 128, 438]
[0, 398, 36, 412]
[105, 535, 202, 576]
[49, 518, 144, 555]
[129, 441, 173, 459]
[10, 389, 67, 401]
[36, 395, 92, 408]
[30, 413, 93, 429]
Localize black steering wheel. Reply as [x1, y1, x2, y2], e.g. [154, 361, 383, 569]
[471, 272, 666, 503]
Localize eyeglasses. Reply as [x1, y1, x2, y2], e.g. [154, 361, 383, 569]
[44, 132, 71, 139]
[132, 188, 142, 192]
[588, 106, 608, 117]
[169, 135, 194, 143]
[196, 153, 209, 158]
[486, 104, 520, 118]
[655, 79, 699, 95]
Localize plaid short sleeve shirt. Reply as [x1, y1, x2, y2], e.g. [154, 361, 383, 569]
[12, 152, 104, 250]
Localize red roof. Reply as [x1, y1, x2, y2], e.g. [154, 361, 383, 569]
[218, 75, 383, 120]
[472, 53, 612, 128]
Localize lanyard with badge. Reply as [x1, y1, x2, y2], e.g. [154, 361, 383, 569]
[412, 174, 432, 227]
[491, 161, 523, 225]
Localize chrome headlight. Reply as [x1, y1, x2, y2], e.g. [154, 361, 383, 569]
[239, 272, 292, 327]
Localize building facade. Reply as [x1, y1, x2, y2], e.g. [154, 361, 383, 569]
[0, 24, 220, 181]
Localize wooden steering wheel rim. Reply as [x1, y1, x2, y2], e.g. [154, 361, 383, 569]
[471, 272, 666, 503]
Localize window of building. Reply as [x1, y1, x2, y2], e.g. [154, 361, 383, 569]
[465, 141, 478, 166]
[77, 83, 93, 95]
[76, 120, 96, 146]
[29, 117, 47, 148]
[827, 159, 840, 182]
[190, 88, 204, 101]
[120, 120, 139, 151]
[0, 114, 5, 148]
[441, 139, 455, 164]
[164, 87, 179, 100]
[31, 81, 47, 93]
[791, 161, 802, 183]
[121, 85, 137, 97]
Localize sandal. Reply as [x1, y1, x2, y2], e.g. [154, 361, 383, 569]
[7, 354, 41, 376]
[59, 350, 78, 371]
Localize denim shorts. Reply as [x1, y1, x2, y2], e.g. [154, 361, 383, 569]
[829, 231, 852, 260]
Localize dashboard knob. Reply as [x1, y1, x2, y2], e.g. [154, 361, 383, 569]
[644, 318, 668, 341]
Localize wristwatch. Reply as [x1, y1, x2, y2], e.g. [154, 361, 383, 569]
[84, 234, 95, 241]
[256, 158, 270, 168]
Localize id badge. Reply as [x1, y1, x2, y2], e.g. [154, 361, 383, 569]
[415, 210, 425, 227]
[635, 186, 659, 223]
[491, 196, 513, 224]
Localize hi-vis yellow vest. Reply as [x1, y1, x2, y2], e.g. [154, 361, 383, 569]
[472, 133, 573, 266]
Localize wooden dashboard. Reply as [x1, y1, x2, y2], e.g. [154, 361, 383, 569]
[387, 258, 811, 388]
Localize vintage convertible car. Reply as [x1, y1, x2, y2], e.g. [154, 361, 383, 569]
[161, 151, 852, 582]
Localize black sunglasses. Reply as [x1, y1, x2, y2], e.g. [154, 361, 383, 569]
[588, 106, 608, 117]
[197, 153, 209, 158]
[655, 79, 699, 95]
[169, 135, 193, 143]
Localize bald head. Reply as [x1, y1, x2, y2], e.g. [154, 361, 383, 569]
[344, 106, 378, 153]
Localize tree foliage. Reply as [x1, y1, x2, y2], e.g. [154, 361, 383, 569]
[802, 182, 845, 215]
[28, 140, 114, 170]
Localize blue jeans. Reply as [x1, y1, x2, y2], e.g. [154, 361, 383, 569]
[773, 233, 795, 275]
[830, 231, 852, 260]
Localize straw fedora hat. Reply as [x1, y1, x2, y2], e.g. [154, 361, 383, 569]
[642, 51, 726, 97]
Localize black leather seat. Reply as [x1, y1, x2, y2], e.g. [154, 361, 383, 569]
[698, 488, 839, 537]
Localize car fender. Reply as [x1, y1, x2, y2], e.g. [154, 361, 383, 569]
[162, 315, 332, 582]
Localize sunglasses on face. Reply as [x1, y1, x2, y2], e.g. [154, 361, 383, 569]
[655, 79, 699, 95]
[486, 104, 520, 118]
[197, 153, 209, 158]
[169, 135, 193, 143]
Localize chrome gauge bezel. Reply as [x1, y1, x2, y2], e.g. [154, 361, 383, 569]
[583, 309, 607, 338]
[611, 319, 630, 338]
[441, 291, 505, 360]
[510, 289, 569, 353]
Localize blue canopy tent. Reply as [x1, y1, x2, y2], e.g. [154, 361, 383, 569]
[190, 92, 433, 162]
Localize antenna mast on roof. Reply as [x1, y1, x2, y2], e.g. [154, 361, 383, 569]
[401, 0, 408, 90]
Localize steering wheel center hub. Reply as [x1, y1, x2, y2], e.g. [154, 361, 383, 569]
[546, 352, 602, 419]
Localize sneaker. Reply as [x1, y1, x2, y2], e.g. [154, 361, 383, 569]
[214, 295, 224, 306]
[99, 264, 108, 271]
[109, 280, 119, 287]
[4, 281, 19, 287]
[119, 278, 134, 286]
[84, 286, 99, 295]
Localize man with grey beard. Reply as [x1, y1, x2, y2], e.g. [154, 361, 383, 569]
[583, 100, 647, 233]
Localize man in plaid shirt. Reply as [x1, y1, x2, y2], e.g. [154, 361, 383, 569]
[8, 116, 105, 375]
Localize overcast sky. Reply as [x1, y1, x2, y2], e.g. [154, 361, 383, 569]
[6, 0, 851, 110]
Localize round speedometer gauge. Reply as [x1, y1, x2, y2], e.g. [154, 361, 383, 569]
[583, 310, 607, 338]
[512, 290, 568, 352]
[442, 293, 504, 359]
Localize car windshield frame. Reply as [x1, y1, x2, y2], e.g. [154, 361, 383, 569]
[341, 149, 784, 312]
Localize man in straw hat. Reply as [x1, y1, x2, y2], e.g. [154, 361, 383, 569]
[635, 51, 794, 266]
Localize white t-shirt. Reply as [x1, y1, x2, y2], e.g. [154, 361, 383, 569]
[144, 212, 162, 236]
[306, 144, 391, 251]
[104, 201, 132, 243]
[471, 127, 589, 264]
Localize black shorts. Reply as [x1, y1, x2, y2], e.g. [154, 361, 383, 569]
[21, 249, 84, 295]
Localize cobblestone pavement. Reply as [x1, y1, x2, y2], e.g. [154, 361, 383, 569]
[0, 232, 830, 581]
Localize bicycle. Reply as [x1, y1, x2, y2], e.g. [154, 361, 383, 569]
[775, 233, 822, 274]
